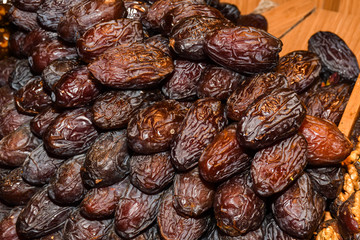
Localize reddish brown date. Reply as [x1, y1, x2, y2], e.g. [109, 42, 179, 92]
[48, 154, 87, 205]
[22, 30, 57, 57]
[161, 60, 207, 100]
[262, 214, 298, 240]
[92, 89, 162, 130]
[77, 19, 144, 63]
[237, 88, 306, 150]
[0, 57, 16, 87]
[127, 100, 187, 154]
[106, 222, 161, 240]
[0, 85, 14, 107]
[8, 31, 26, 58]
[58, 0, 127, 43]
[251, 133, 308, 197]
[145, 34, 173, 57]
[214, 173, 265, 236]
[0, 207, 22, 240]
[237, 13, 268, 32]
[12, 0, 44, 12]
[52, 66, 101, 108]
[272, 173, 326, 239]
[299, 115, 353, 166]
[43, 108, 99, 158]
[198, 124, 251, 183]
[157, 190, 210, 240]
[205, 26, 282, 74]
[88, 43, 174, 89]
[30, 106, 61, 138]
[130, 152, 175, 194]
[171, 98, 227, 171]
[226, 72, 288, 121]
[8, 6, 40, 32]
[81, 130, 130, 188]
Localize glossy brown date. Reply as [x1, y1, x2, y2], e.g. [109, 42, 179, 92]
[205, 26, 282, 74]
[299, 115, 353, 166]
[145, 34, 173, 57]
[216, 2, 240, 24]
[8, 59, 34, 91]
[198, 124, 251, 183]
[81, 130, 130, 188]
[0, 85, 14, 107]
[0, 57, 16, 87]
[0, 207, 22, 240]
[77, 19, 144, 63]
[127, 100, 187, 154]
[43, 108, 99, 158]
[171, 98, 227, 171]
[88, 43, 174, 89]
[8, 6, 40, 32]
[8, 31, 26, 58]
[22, 30, 57, 57]
[262, 214, 298, 240]
[30, 106, 61, 138]
[12, 0, 44, 12]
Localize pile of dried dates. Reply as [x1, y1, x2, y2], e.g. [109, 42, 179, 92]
[0, 0, 360, 239]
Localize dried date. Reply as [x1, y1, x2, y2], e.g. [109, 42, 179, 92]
[0, 85, 14, 107]
[8, 59, 34, 91]
[9, 6, 40, 32]
[22, 30, 57, 57]
[12, 0, 44, 12]
[145, 34, 172, 57]
[0, 57, 16, 87]
[0, 207, 22, 240]
[8, 31, 26, 58]
[262, 214, 298, 240]
[124, 0, 150, 22]
[237, 14, 268, 32]
[30, 106, 61, 138]
[216, 2, 240, 24]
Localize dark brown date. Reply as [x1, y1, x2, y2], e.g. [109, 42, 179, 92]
[16, 187, 73, 239]
[22, 30, 57, 57]
[205, 26, 282, 74]
[262, 214, 298, 240]
[127, 100, 187, 154]
[0, 57, 16, 87]
[106, 222, 161, 240]
[29, 39, 78, 74]
[43, 108, 99, 158]
[237, 88, 305, 149]
[0, 167, 40, 206]
[306, 166, 345, 200]
[308, 31, 360, 82]
[197, 65, 244, 100]
[299, 115, 353, 166]
[0, 85, 14, 107]
[226, 72, 288, 121]
[214, 173, 265, 236]
[198, 124, 251, 183]
[161, 60, 207, 100]
[173, 167, 215, 217]
[8, 59, 34, 91]
[338, 190, 360, 235]
[124, 0, 150, 21]
[171, 98, 227, 171]
[77, 19, 144, 63]
[272, 173, 326, 239]
[42, 59, 80, 92]
[52, 66, 101, 108]
[30, 106, 61, 138]
[130, 152, 175, 194]
[80, 178, 130, 219]
[0, 207, 22, 240]
[92, 89, 162, 130]
[81, 130, 130, 188]
[237, 13, 268, 32]
[22, 144, 64, 186]
[169, 16, 233, 60]
[12, 0, 44, 12]
[276, 50, 321, 93]
[145, 34, 172, 57]
[216, 2, 240, 24]
[114, 182, 162, 239]
[14, 77, 52, 115]
[63, 209, 113, 240]
[157, 189, 210, 240]
[8, 31, 26, 58]
[0, 197, 12, 220]
[89, 42, 174, 89]
[218, 227, 264, 240]
[58, 0, 127, 43]
[0, 123, 42, 168]
[8, 6, 40, 32]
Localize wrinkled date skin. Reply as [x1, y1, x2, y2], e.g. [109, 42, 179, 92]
[272, 173, 326, 239]
[8, 31, 26, 58]
[0, 167, 40, 206]
[306, 166, 345, 200]
[226, 72, 288, 121]
[22, 144, 64, 186]
[0, 57, 17, 87]
[276, 50, 321, 93]
[173, 167, 215, 217]
[214, 173, 265, 236]
[8, 6, 40, 32]
[81, 130, 130, 188]
[299, 115, 353, 166]
[237, 88, 305, 150]
[130, 152, 175, 194]
[106, 222, 161, 240]
[16, 187, 74, 239]
[145, 34, 173, 57]
[92, 89, 162, 130]
[251, 134, 308, 197]
[48, 154, 87, 205]
[124, 0, 150, 21]
[0, 86, 14, 108]
[161, 60, 207, 100]
[12, 0, 44, 12]
[77, 19, 144, 63]
[30, 106, 61, 138]
[88, 43, 174, 89]
[127, 100, 187, 154]
[0, 207, 22, 240]
[198, 124, 251, 183]
[14, 77, 52, 115]
[43, 108, 99, 158]
[205, 26, 282, 74]
[216, 2, 240, 24]
[22, 30, 57, 57]
[237, 13, 268, 31]
[171, 98, 227, 171]
[0, 123, 42, 168]
[80, 178, 130, 219]
[57, 0, 127, 43]
[63, 209, 112, 240]
[262, 214, 298, 240]
[308, 31, 360, 82]
[114, 182, 163, 239]
[197, 65, 244, 100]
[157, 190, 210, 240]
[52, 66, 101, 108]
[8, 59, 35, 91]
[337, 190, 360, 235]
